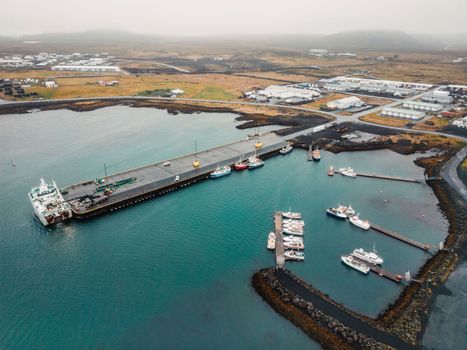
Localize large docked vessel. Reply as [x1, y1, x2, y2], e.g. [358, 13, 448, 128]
[339, 167, 357, 178]
[326, 207, 347, 220]
[351, 247, 384, 265]
[279, 144, 293, 155]
[312, 147, 321, 161]
[341, 255, 370, 274]
[349, 214, 370, 230]
[29, 178, 73, 226]
[247, 155, 264, 169]
[210, 165, 232, 178]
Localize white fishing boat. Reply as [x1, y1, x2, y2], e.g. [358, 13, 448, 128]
[283, 219, 305, 227]
[283, 235, 304, 245]
[267, 232, 276, 250]
[349, 214, 370, 230]
[280, 144, 293, 155]
[282, 211, 301, 220]
[282, 225, 304, 235]
[341, 255, 370, 274]
[284, 241, 304, 250]
[29, 178, 73, 226]
[339, 167, 357, 178]
[337, 204, 356, 217]
[285, 250, 305, 261]
[326, 207, 347, 220]
[351, 246, 383, 265]
[210, 165, 232, 178]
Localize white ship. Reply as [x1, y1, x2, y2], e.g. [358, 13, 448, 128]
[339, 167, 357, 178]
[337, 204, 356, 217]
[341, 255, 370, 274]
[29, 178, 73, 226]
[349, 214, 370, 230]
[280, 144, 293, 155]
[283, 226, 304, 236]
[267, 232, 276, 250]
[283, 219, 305, 227]
[282, 211, 301, 219]
[285, 250, 305, 261]
[351, 247, 384, 265]
[283, 235, 304, 245]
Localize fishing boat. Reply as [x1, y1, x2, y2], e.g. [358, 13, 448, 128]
[283, 219, 305, 227]
[326, 207, 347, 220]
[280, 144, 293, 155]
[267, 232, 276, 250]
[312, 147, 321, 161]
[234, 155, 248, 170]
[247, 155, 264, 169]
[284, 241, 304, 250]
[351, 246, 383, 265]
[349, 214, 370, 230]
[283, 226, 304, 236]
[282, 211, 301, 220]
[337, 204, 356, 217]
[28, 178, 73, 226]
[339, 167, 356, 178]
[210, 165, 232, 178]
[341, 255, 370, 274]
[285, 250, 305, 261]
[327, 166, 334, 176]
[283, 236, 304, 245]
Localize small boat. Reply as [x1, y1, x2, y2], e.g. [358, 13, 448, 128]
[282, 211, 301, 220]
[283, 219, 305, 227]
[163, 161, 171, 166]
[247, 156, 264, 169]
[327, 166, 334, 176]
[326, 207, 347, 220]
[349, 214, 370, 230]
[285, 250, 305, 261]
[339, 167, 356, 178]
[284, 241, 304, 250]
[234, 155, 248, 171]
[337, 204, 356, 217]
[312, 147, 321, 161]
[280, 144, 293, 155]
[210, 165, 232, 178]
[11, 160, 16, 167]
[283, 227, 304, 236]
[341, 255, 370, 274]
[283, 235, 304, 245]
[267, 232, 276, 250]
[351, 246, 383, 265]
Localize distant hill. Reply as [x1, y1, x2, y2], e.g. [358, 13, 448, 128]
[2, 30, 466, 51]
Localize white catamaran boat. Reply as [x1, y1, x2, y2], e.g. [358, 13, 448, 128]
[351, 246, 383, 265]
[341, 255, 370, 274]
[29, 178, 73, 226]
[349, 214, 370, 230]
[267, 232, 276, 250]
[285, 250, 305, 261]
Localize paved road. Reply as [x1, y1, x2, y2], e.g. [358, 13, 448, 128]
[441, 146, 467, 201]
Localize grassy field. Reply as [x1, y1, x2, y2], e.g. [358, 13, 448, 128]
[412, 116, 450, 131]
[360, 112, 410, 127]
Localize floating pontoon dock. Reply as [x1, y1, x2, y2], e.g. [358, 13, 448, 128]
[62, 132, 287, 219]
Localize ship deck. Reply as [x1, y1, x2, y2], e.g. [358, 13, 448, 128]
[62, 132, 287, 215]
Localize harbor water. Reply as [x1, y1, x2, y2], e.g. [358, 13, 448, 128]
[0, 106, 449, 349]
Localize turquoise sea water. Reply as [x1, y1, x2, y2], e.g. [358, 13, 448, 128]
[0, 106, 448, 349]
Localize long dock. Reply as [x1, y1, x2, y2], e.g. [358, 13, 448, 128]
[333, 171, 420, 183]
[62, 132, 287, 219]
[274, 212, 285, 268]
[352, 256, 403, 283]
[369, 223, 430, 251]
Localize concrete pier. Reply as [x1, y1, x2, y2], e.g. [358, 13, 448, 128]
[62, 132, 287, 219]
[274, 212, 285, 268]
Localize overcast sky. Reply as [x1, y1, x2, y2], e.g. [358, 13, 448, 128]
[1, 0, 466, 36]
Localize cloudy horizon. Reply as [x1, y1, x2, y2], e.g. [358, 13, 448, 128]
[2, 0, 467, 37]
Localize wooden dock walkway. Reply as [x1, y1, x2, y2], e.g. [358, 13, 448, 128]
[274, 212, 285, 268]
[352, 256, 403, 283]
[369, 223, 430, 251]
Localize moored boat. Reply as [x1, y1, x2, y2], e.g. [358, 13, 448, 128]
[349, 214, 370, 230]
[326, 207, 347, 219]
[267, 232, 276, 250]
[283, 227, 303, 236]
[247, 156, 264, 169]
[283, 219, 305, 227]
[351, 246, 383, 265]
[341, 255, 370, 274]
[337, 204, 356, 217]
[284, 241, 305, 250]
[280, 144, 293, 155]
[339, 167, 356, 178]
[283, 235, 304, 245]
[285, 250, 305, 261]
[210, 165, 232, 178]
[328, 166, 334, 176]
[234, 154, 248, 170]
[282, 211, 301, 220]
[312, 147, 321, 161]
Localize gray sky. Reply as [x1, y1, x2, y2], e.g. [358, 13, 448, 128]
[1, 0, 466, 36]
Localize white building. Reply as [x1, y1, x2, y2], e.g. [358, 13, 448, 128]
[51, 65, 120, 72]
[309, 49, 328, 56]
[255, 85, 320, 102]
[421, 90, 453, 104]
[326, 96, 364, 110]
[402, 101, 443, 112]
[381, 107, 425, 120]
[44, 80, 58, 88]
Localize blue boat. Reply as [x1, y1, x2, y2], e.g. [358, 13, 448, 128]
[247, 156, 264, 170]
[210, 165, 232, 178]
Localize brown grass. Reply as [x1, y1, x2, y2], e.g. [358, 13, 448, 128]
[412, 116, 450, 131]
[360, 113, 410, 127]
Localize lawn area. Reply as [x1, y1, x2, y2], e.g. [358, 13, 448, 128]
[193, 86, 237, 100]
[360, 112, 410, 127]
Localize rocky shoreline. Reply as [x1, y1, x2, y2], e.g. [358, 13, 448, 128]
[254, 127, 466, 349]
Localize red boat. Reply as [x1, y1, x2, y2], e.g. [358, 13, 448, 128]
[234, 161, 248, 170]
